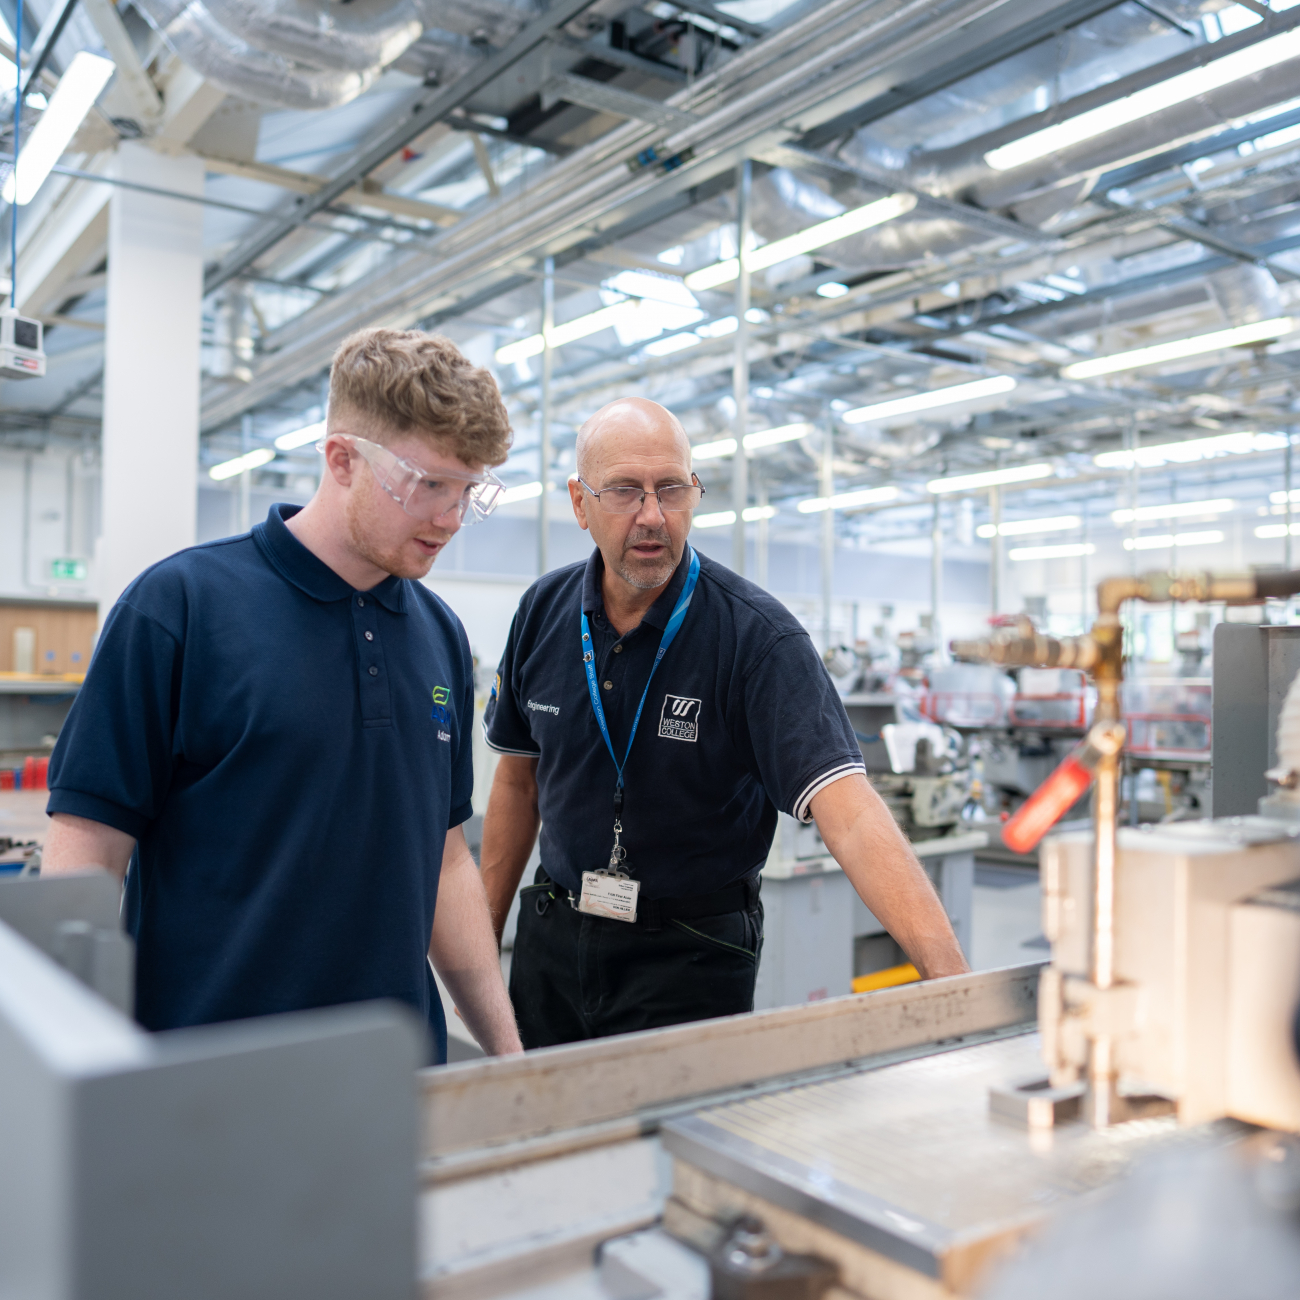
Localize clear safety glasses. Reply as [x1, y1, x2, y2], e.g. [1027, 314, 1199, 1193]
[321, 434, 505, 526]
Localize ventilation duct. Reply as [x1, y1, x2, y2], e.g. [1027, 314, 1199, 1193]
[132, 0, 524, 111]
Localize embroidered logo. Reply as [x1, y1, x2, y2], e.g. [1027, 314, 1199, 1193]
[528, 700, 560, 716]
[658, 694, 701, 742]
[431, 685, 452, 737]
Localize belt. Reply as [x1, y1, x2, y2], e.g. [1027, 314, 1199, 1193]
[540, 868, 761, 930]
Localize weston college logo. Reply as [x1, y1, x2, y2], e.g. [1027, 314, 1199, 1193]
[431, 685, 452, 742]
[658, 694, 701, 742]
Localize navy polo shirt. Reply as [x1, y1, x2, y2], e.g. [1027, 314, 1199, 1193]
[47, 504, 474, 1060]
[483, 546, 866, 899]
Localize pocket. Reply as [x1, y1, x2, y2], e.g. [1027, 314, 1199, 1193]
[519, 881, 557, 917]
[670, 911, 758, 961]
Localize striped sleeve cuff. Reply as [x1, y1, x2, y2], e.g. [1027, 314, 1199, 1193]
[792, 762, 867, 823]
[481, 717, 541, 758]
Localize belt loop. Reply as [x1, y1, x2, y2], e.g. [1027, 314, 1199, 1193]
[641, 897, 663, 932]
[745, 873, 761, 911]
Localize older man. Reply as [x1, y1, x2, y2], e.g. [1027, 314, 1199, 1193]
[480, 397, 967, 1047]
[43, 328, 522, 1063]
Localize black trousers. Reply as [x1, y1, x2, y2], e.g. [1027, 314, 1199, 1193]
[508, 868, 764, 1049]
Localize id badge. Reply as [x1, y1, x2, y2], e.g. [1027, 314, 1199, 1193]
[578, 871, 640, 923]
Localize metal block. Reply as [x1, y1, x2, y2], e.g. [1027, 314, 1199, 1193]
[988, 1077, 1083, 1128]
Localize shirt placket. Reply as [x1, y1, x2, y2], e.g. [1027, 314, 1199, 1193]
[353, 593, 391, 726]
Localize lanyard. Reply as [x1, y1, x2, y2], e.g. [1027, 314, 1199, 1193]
[581, 547, 701, 838]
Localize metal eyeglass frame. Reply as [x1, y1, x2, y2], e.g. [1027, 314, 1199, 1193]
[577, 474, 706, 514]
[318, 433, 505, 526]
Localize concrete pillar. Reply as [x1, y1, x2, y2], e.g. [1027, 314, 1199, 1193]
[98, 142, 204, 614]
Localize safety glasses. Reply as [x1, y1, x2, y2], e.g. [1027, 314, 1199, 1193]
[577, 475, 705, 514]
[321, 434, 505, 526]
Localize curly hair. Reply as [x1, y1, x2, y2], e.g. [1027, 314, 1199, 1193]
[328, 328, 512, 466]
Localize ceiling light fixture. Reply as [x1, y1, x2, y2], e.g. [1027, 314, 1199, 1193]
[683, 193, 917, 292]
[692, 423, 814, 461]
[274, 420, 326, 451]
[1122, 530, 1225, 551]
[817, 282, 849, 298]
[3, 52, 115, 206]
[985, 27, 1300, 171]
[1008, 542, 1096, 561]
[500, 481, 556, 504]
[1258, 523, 1300, 538]
[693, 505, 779, 528]
[796, 485, 900, 514]
[842, 375, 1017, 425]
[976, 515, 1080, 538]
[495, 300, 640, 365]
[209, 448, 276, 481]
[1111, 497, 1235, 523]
[1094, 430, 1288, 469]
[1062, 318, 1293, 380]
[927, 463, 1054, 494]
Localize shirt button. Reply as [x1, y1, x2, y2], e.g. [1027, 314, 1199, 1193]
[613, 645, 623, 654]
[369, 666, 379, 676]
[603, 680, 613, 690]
[357, 596, 365, 607]
[365, 631, 374, 641]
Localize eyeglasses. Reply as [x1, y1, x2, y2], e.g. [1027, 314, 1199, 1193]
[578, 475, 705, 514]
[321, 434, 505, 526]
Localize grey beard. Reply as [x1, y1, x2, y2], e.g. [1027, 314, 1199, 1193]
[615, 531, 677, 588]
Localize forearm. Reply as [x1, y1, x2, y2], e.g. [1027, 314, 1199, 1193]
[430, 831, 523, 1056]
[811, 777, 969, 979]
[479, 756, 541, 947]
[42, 813, 135, 883]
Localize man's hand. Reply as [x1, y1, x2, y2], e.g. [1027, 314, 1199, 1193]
[42, 813, 135, 883]
[480, 754, 541, 949]
[429, 825, 523, 1056]
[810, 774, 970, 980]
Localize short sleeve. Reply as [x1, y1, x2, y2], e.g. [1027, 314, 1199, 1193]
[449, 622, 476, 828]
[46, 600, 183, 840]
[482, 606, 541, 757]
[741, 631, 866, 823]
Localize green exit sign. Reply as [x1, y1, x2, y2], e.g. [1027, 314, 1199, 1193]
[50, 558, 87, 582]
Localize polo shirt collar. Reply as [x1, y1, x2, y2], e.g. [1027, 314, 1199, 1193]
[580, 545, 692, 630]
[255, 504, 407, 613]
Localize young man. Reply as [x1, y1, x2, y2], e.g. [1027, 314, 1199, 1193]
[43, 328, 522, 1062]
[480, 397, 968, 1048]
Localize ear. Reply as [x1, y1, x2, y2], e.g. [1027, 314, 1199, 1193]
[322, 435, 357, 487]
[568, 475, 590, 533]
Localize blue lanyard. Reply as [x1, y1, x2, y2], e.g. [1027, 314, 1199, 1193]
[581, 547, 701, 814]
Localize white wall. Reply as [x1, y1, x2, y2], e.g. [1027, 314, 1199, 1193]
[0, 445, 99, 599]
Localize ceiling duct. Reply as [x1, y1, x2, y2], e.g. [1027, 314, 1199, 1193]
[131, 0, 510, 110]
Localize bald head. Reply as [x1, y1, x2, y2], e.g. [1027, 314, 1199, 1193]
[575, 398, 690, 480]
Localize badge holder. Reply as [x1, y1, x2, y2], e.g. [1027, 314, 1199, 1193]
[578, 802, 640, 923]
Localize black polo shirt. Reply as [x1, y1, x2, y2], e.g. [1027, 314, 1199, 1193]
[483, 546, 865, 899]
[47, 504, 474, 1059]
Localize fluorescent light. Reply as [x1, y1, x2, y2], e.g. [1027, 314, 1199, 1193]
[1009, 542, 1096, 561]
[1094, 430, 1288, 469]
[985, 27, 1300, 171]
[1122, 530, 1224, 551]
[817, 282, 849, 298]
[692, 437, 737, 461]
[500, 481, 556, 504]
[4, 53, 115, 206]
[1258, 523, 1300, 538]
[643, 333, 701, 357]
[1062, 317, 1293, 380]
[274, 420, 326, 451]
[927, 463, 1054, 494]
[843, 375, 1017, 425]
[693, 505, 779, 529]
[797, 485, 900, 513]
[976, 515, 1080, 538]
[495, 300, 640, 364]
[684, 193, 917, 292]
[696, 316, 738, 338]
[209, 448, 276, 481]
[1270, 489, 1300, 504]
[746, 422, 813, 450]
[1112, 497, 1234, 524]
[691, 423, 814, 462]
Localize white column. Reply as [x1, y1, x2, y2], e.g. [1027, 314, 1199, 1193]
[98, 142, 204, 614]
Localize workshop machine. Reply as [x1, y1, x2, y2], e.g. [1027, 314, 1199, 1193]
[6, 569, 1300, 1300]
